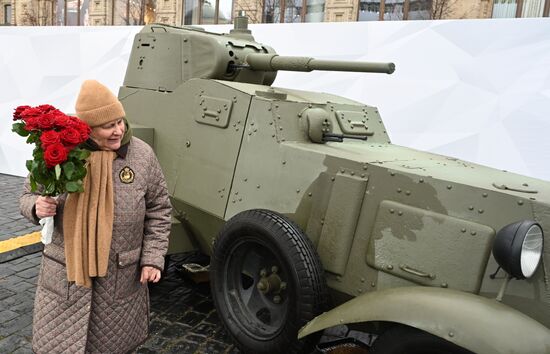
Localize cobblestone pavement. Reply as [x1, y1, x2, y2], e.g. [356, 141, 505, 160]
[0, 173, 238, 353]
[0, 174, 41, 242]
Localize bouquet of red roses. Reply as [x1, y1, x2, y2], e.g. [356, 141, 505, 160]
[12, 104, 91, 243]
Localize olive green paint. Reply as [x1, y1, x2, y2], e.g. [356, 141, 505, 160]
[119, 18, 550, 353]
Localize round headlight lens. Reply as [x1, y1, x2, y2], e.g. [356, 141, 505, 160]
[520, 224, 543, 278]
[493, 220, 544, 279]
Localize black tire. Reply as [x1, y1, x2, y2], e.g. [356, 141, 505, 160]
[210, 209, 328, 354]
[370, 325, 474, 354]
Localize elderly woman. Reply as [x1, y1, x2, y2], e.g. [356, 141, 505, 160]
[20, 80, 172, 353]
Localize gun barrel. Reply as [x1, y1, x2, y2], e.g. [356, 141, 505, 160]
[246, 53, 395, 74]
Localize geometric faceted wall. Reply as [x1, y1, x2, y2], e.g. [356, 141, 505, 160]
[1, 19, 549, 181]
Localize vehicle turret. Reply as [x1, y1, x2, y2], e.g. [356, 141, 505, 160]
[123, 13, 394, 92]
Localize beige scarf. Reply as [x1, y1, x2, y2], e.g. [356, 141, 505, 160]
[63, 151, 116, 288]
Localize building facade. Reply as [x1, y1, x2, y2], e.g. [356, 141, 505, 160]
[1, 0, 549, 25]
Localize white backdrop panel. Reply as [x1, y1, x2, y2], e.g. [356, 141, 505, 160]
[1, 19, 549, 181]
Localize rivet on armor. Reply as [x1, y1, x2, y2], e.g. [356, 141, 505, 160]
[398, 211, 403, 216]
[185, 141, 191, 147]
[482, 193, 488, 198]
[254, 129, 257, 132]
[257, 185, 261, 189]
[470, 231, 477, 236]
[308, 104, 313, 108]
[517, 200, 524, 206]
[269, 122, 273, 125]
[468, 206, 474, 211]
[308, 193, 312, 197]
[361, 174, 366, 178]
[279, 127, 283, 131]
[238, 198, 242, 202]
[350, 171, 355, 176]
[447, 185, 452, 190]
[282, 161, 286, 165]
[449, 332, 454, 338]
[389, 209, 395, 214]
[244, 178, 248, 182]
[461, 228, 466, 233]
[363, 165, 368, 170]
[268, 107, 272, 111]
[478, 209, 484, 214]
[371, 282, 376, 287]
[296, 189, 300, 193]
[405, 191, 411, 196]
[387, 265, 394, 270]
[272, 134, 275, 137]
[397, 188, 402, 193]
[361, 278, 365, 283]
[251, 122, 254, 126]
[358, 289, 363, 293]
[419, 178, 424, 183]
[331, 177, 335, 181]
[441, 283, 448, 288]
[390, 172, 395, 176]
[184, 59, 188, 64]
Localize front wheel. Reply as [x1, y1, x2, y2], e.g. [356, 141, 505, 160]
[370, 325, 474, 354]
[210, 209, 328, 354]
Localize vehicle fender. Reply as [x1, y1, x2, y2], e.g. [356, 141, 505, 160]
[298, 286, 550, 354]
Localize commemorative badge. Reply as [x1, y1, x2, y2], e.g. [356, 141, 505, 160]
[119, 166, 135, 184]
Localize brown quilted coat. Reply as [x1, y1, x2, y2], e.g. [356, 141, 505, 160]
[20, 137, 172, 354]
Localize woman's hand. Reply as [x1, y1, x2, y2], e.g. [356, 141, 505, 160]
[140, 266, 161, 284]
[35, 196, 57, 219]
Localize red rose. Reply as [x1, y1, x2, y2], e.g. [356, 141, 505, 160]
[23, 117, 40, 131]
[43, 143, 68, 168]
[53, 114, 71, 129]
[19, 107, 42, 120]
[40, 130, 61, 149]
[36, 104, 59, 114]
[59, 128, 82, 147]
[13, 105, 31, 121]
[36, 113, 56, 130]
[68, 117, 91, 141]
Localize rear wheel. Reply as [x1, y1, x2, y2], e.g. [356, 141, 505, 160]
[210, 209, 328, 354]
[370, 325, 474, 354]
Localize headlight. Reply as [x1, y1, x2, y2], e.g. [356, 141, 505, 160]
[493, 220, 544, 279]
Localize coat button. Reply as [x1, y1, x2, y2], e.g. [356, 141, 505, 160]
[119, 261, 123, 266]
[86, 305, 90, 310]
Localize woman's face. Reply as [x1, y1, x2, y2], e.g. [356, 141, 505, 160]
[90, 118, 125, 151]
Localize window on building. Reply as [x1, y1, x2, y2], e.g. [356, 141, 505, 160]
[305, 0, 325, 22]
[184, 0, 232, 25]
[358, 0, 380, 21]
[56, 0, 64, 25]
[4, 4, 11, 24]
[263, 0, 281, 22]
[285, 0, 303, 22]
[493, 0, 550, 18]
[384, 0, 404, 20]
[521, 0, 545, 17]
[66, 0, 79, 25]
[408, 0, 430, 20]
[358, 0, 431, 21]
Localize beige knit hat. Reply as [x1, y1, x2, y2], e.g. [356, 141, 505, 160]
[75, 80, 125, 127]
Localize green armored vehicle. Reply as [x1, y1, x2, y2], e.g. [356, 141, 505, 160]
[119, 14, 550, 354]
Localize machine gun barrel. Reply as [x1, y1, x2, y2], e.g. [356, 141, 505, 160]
[246, 53, 395, 74]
